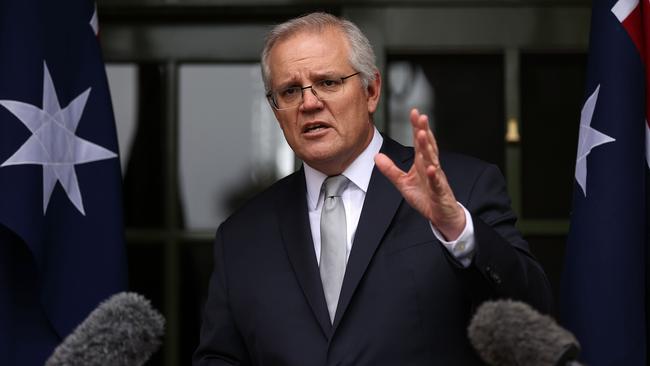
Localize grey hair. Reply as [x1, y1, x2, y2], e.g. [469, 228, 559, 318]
[260, 12, 377, 92]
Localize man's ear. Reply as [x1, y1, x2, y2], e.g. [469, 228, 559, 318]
[366, 70, 381, 114]
[268, 99, 283, 127]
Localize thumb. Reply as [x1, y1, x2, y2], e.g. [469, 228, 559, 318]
[375, 153, 405, 187]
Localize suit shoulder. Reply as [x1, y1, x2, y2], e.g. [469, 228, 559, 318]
[221, 171, 301, 228]
[439, 151, 506, 202]
[440, 151, 501, 179]
[440, 151, 494, 170]
[383, 136, 496, 177]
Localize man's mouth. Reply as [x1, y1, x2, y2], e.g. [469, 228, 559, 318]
[303, 123, 329, 133]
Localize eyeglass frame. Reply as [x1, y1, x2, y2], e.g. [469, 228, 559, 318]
[266, 72, 361, 110]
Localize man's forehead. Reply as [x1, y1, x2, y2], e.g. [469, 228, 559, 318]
[267, 28, 351, 84]
[270, 26, 348, 56]
[280, 25, 344, 43]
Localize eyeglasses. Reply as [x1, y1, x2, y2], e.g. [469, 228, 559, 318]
[267, 72, 360, 110]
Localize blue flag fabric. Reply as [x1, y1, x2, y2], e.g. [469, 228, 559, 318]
[560, 0, 649, 364]
[0, 1, 127, 364]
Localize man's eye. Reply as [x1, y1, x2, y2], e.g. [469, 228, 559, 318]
[321, 79, 339, 87]
[280, 87, 299, 98]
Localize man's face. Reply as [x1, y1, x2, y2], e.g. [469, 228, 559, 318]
[267, 27, 381, 175]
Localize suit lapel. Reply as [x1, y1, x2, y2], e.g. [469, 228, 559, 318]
[332, 137, 413, 330]
[278, 169, 332, 336]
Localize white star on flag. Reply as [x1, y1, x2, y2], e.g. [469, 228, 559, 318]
[575, 84, 616, 196]
[0, 61, 118, 215]
[90, 3, 99, 35]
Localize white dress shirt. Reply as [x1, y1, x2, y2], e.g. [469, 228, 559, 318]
[304, 127, 476, 267]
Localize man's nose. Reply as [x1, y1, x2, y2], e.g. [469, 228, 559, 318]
[300, 87, 323, 110]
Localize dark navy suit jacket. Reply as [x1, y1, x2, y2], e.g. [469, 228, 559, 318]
[194, 136, 553, 365]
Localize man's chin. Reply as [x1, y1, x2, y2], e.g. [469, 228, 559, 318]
[301, 150, 338, 167]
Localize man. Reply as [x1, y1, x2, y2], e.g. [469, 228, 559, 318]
[194, 12, 552, 365]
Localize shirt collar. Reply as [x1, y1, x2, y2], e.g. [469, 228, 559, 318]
[304, 127, 383, 210]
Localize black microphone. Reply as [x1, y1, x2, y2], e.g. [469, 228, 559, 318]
[45, 292, 165, 366]
[468, 299, 581, 366]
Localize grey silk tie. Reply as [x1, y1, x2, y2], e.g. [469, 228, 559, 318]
[320, 175, 349, 323]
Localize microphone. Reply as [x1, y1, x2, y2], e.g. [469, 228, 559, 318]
[468, 299, 581, 366]
[45, 292, 165, 366]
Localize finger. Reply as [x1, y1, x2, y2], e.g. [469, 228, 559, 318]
[413, 133, 432, 175]
[414, 130, 444, 194]
[416, 129, 440, 168]
[410, 109, 429, 136]
[413, 151, 432, 191]
[412, 136, 438, 192]
[426, 164, 452, 197]
[409, 108, 421, 144]
[410, 109, 435, 157]
[410, 109, 437, 158]
[410, 111, 430, 141]
[375, 153, 406, 187]
[410, 109, 442, 184]
[410, 111, 430, 156]
[426, 123, 440, 161]
[414, 112, 438, 156]
[410, 112, 440, 168]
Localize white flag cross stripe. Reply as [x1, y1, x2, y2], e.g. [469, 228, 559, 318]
[611, 0, 650, 169]
[612, 0, 640, 22]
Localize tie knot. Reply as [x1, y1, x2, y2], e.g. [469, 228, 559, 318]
[322, 175, 348, 198]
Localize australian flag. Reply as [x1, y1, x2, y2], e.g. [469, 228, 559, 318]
[560, 0, 650, 364]
[0, 1, 127, 365]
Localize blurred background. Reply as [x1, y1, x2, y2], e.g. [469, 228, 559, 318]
[98, 0, 590, 364]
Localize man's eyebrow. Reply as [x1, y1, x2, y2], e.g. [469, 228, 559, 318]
[310, 70, 338, 79]
[274, 71, 339, 89]
[274, 78, 301, 90]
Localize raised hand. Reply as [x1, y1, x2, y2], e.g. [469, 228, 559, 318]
[375, 108, 466, 240]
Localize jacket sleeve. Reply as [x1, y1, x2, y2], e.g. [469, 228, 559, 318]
[193, 226, 251, 366]
[453, 163, 554, 315]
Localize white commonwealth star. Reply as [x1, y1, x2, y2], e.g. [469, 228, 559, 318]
[575, 84, 616, 197]
[0, 61, 118, 215]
